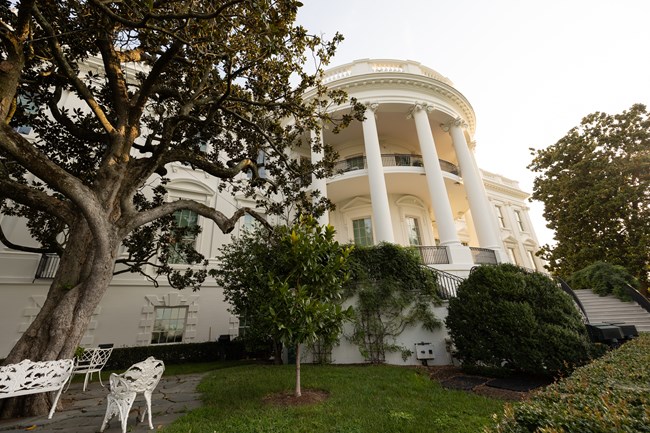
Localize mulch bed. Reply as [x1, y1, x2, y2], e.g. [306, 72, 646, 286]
[427, 365, 552, 401]
[263, 389, 329, 406]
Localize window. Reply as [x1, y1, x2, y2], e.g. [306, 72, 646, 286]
[405, 216, 422, 246]
[495, 205, 506, 228]
[526, 250, 538, 270]
[345, 156, 365, 172]
[507, 247, 518, 265]
[151, 306, 188, 344]
[352, 217, 374, 246]
[514, 210, 525, 232]
[169, 209, 199, 264]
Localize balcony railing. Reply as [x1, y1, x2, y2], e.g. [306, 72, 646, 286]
[334, 154, 459, 176]
[414, 246, 449, 265]
[35, 253, 60, 279]
[470, 247, 498, 265]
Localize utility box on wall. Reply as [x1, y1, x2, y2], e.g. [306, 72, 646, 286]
[415, 342, 435, 362]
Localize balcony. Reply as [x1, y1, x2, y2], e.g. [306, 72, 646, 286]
[35, 253, 60, 279]
[470, 247, 498, 265]
[333, 154, 459, 176]
[414, 246, 450, 265]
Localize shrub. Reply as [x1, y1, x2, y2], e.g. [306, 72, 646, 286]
[568, 261, 639, 301]
[446, 264, 593, 375]
[486, 333, 650, 433]
[103, 340, 245, 371]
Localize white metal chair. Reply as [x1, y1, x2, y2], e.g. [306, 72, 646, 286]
[100, 357, 165, 433]
[66, 346, 113, 392]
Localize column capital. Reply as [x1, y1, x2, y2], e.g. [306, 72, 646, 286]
[365, 102, 380, 112]
[407, 102, 434, 119]
[440, 117, 468, 132]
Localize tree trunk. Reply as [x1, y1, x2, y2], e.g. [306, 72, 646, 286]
[0, 222, 119, 419]
[294, 343, 301, 398]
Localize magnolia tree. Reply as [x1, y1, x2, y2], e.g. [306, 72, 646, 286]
[0, 0, 363, 416]
[217, 216, 353, 398]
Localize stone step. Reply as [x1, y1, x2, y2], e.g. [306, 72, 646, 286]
[573, 289, 650, 333]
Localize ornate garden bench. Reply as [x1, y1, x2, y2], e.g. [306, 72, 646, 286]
[100, 356, 165, 433]
[0, 359, 74, 419]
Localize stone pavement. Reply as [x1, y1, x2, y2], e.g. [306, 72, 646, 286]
[0, 373, 206, 432]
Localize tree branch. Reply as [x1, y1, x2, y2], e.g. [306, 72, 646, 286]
[121, 199, 270, 236]
[0, 223, 61, 254]
[32, 5, 115, 135]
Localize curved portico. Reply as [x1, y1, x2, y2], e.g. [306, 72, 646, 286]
[304, 59, 508, 268]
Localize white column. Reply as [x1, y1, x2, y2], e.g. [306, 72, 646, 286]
[411, 104, 460, 247]
[362, 103, 394, 243]
[310, 128, 329, 226]
[447, 119, 503, 255]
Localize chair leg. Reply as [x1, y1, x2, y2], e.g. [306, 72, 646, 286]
[143, 391, 154, 429]
[98, 370, 105, 387]
[83, 372, 90, 392]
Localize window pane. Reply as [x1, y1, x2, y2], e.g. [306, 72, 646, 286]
[405, 217, 422, 246]
[352, 218, 373, 246]
[151, 307, 188, 345]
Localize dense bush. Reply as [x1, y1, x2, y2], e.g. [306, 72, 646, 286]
[568, 261, 639, 300]
[446, 264, 593, 375]
[103, 340, 245, 371]
[486, 333, 650, 433]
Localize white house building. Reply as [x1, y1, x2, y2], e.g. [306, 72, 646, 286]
[0, 59, 543, 364]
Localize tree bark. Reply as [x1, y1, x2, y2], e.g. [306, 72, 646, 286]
[0, 220, 119, 418]
[294, 343, 301, 398]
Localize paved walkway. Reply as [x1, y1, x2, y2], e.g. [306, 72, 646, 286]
[0, 373, 206, 432]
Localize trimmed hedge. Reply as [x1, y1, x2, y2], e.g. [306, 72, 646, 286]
[486, 333, 650, 433]
[446, 264, 594, 375]
[103, 340, 245, 371]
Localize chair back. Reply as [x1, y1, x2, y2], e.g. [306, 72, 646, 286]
[74, 347, 113, 371]
[111, 357, 165, 394]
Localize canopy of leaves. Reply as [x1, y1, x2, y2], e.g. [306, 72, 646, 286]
[568, 261, 639, 301]
[0, 0, 364, 288]
[446, 264, 594, 375]
[215, 216, 352, 348]
[529, 104, 650, 289]
[344, 243, 442, 363]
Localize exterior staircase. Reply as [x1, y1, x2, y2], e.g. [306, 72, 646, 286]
[574, 289, 650, 332]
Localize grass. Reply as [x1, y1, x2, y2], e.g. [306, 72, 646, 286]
[162, 364, 504, 433]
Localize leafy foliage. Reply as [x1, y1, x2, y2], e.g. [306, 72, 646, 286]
[568, 261, 639, 301]
[529, 104, 650, 290]
[487, 333, 650, 433]
[0, 0, 365, 375]
[216, 216, 352, 396]
[446, 264, 593, 375]
[344, 243, 442, 363]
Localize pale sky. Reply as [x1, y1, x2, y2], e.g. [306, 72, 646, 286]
[297, 0, 650, 247]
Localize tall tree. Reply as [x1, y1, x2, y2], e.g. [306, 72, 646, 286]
[529, 104, 650, 290]
[0, 0, 362, 416]
[217, 216, 353, 397]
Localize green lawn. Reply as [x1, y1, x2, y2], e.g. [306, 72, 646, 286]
[163, 364, 503, 433]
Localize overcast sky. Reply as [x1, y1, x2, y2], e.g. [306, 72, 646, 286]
[296, 0, 650, 247]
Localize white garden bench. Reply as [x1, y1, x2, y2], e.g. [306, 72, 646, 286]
[100, 356, 165, 433]
[0, 358, 74, 419]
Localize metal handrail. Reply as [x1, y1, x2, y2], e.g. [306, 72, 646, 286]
[35, 253, 60, 279]
[414, 246, 449, 265]
[429, 268, 464, 300]
[333, 154, 459, 175]
[623, 283, 650, 315]
[469, 247, 497, 265]
[555, 277, 590, 324]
